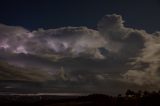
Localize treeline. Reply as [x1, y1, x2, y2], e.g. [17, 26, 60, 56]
[81, 90, 160, 106]
[1, 90, 160, 106]
[115, 89, 160, 106]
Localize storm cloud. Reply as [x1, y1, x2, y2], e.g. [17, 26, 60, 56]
[0, 14, 160, 94]
[122, 34, 160, 87]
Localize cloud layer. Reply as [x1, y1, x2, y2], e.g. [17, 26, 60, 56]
[0, 24, 106, 59]
[0, 14, 160, 94]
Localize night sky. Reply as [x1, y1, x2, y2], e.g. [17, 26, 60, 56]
[0, 0, 160, 32]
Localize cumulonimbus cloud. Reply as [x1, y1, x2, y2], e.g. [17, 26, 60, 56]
[0, 14, 160, 92]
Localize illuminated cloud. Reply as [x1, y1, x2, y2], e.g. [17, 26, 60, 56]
[30, 27, 107, 59]
[0, 24, 32, 54]
[98, 14, 150, 57]
[122, 35, 160, 87]
[0, 24, 107, 59]
[0, 14, 160, 94]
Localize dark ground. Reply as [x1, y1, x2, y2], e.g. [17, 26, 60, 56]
[1, 90, 160, 106]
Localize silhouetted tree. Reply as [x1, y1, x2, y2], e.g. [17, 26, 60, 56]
[135, 90, 142, 97]
[125, 89, 135, 97]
